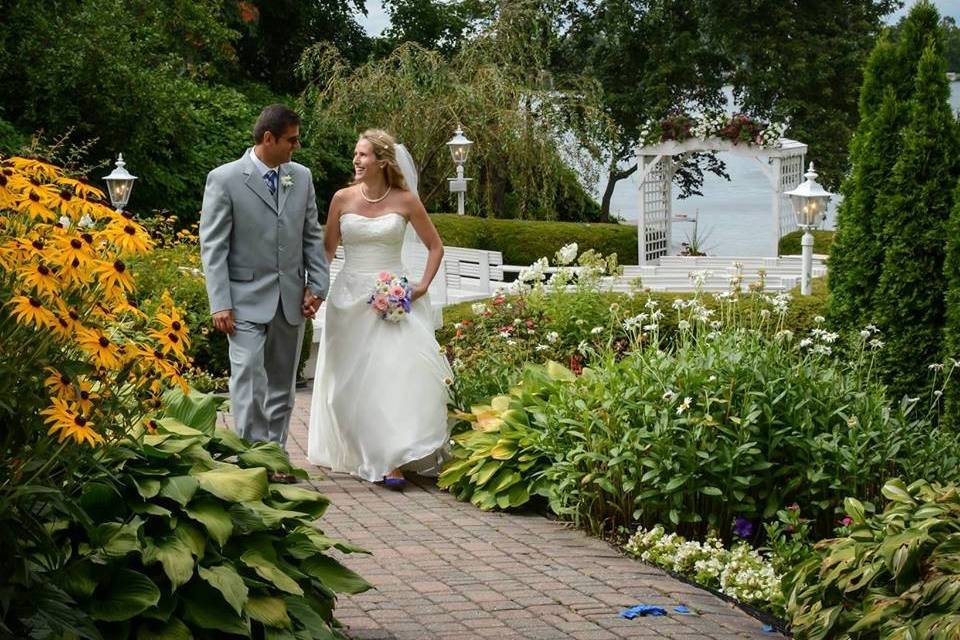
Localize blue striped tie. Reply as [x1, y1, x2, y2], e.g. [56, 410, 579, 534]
[264, 169, 278, 196]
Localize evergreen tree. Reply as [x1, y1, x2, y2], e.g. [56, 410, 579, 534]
[872, 40, 958, 399]
[828, 1, 944, 332]
[828, 40, 903, 330]
[941, 181, 960, 425]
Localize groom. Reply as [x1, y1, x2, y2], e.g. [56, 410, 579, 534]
[199, 104, 328, 469]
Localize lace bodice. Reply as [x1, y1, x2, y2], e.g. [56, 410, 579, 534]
[340, 212, 406, 273]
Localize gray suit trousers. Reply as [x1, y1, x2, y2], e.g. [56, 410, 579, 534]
[228, 301, 304, 447]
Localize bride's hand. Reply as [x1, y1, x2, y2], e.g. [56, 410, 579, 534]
[411, 283, 428, 301]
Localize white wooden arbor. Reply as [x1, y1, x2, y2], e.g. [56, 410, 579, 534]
[635, 137, 808, 264]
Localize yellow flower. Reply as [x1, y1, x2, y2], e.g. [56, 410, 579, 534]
[93, 258, 135, 298]
[16, 187, 57, 222]
[101, 217, 152, 256]
[150, 327, 187, 359]
[44, 367, 75, 400]
[17, 262, 60, 299]
[154, 297, 190, 350]
[52, 232, 96, 269]
[7, 294, 56, 329]
[76, 327, 124, 370]
[41, 398, 103, 446]
[55, 176, 105, 202]
[132, 344, 180, 379]
[73, 379, 99, 415]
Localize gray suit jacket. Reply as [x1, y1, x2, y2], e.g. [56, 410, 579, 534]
[199, 149, 329, 326]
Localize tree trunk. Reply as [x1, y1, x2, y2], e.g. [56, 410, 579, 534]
[601, 161, 638, 221]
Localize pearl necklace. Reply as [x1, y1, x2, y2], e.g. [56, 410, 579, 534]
[360, 184, 391, 204]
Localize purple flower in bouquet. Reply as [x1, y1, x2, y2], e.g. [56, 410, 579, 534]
[732, 516, 754, 539]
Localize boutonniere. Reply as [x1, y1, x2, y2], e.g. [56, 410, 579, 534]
[280, 175, 294, 189]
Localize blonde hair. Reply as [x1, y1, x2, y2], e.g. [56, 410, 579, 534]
[355, 129, 409, 190]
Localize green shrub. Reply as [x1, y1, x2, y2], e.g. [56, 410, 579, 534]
[778, 230, 835, 255]
[785, 479, 960, 639]
[430, 214, 638, 264]
[53, 389, 370, 638]
[441, 280, 960, 543]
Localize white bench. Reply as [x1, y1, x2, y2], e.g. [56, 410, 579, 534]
[444, 247, 505, 303]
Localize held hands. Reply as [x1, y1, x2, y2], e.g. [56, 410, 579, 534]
[302, 288, 323, 318]
[212, 309, 235, 335]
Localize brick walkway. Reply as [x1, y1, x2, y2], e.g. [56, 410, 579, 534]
[241, 389, 786, 639]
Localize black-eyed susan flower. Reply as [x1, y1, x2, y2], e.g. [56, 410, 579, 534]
[56, 176, 104, 202]
[101, 218, 152, 255]
[132, 344, 180, 379]
[16, 187, 56, 222]
[52, 233, 95, 269]
[149, 327, 187, 359]
[76, 327, 123, 370]
[93, 258, 135, 299]
[44, 367, 74, 400]
[73, 379, 99, 415]
[56, 255, 94, 287]
[18, 262, 60, 299]
[41, 398, 103, 446]
[7, 294, 56, 329]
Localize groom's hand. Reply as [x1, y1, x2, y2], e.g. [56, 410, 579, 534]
[212, 309, 235, 335]
[302, 289, 323, 318]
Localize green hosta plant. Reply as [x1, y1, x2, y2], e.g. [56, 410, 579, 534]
[56, 388, 371, 639]
[438, 362, 575, 510]
[785, 478, 960, 639]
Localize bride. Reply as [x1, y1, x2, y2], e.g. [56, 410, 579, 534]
[307, 129, 453, 489]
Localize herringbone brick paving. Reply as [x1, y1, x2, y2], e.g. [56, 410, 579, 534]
[226, 389, 787, 640]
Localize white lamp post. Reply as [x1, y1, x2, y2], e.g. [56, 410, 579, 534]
[785, 162, 831, 295]
[446, 126, 473, 215]
[102, 153, 138, 211]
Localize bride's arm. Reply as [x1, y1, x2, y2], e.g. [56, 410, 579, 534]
[324, 191, 343, 264]
[406, 194, 443, 301]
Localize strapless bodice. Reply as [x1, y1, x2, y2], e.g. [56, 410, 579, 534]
[339, 212, 406, 272]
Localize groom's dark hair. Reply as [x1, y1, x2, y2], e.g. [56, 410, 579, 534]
[253, 104, 301, 143]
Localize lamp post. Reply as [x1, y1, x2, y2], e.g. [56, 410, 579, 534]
[785, 162, 831, 295]
[446, 126, 473, 215]
[102, 153, 137, 212]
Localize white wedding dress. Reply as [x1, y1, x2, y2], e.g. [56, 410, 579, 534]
[307, 212, 453, 481]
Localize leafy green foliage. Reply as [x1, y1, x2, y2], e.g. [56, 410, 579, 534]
[442, 281, 960, 542]
[299, 39, 603, 221]
[55, 388, 370, 639]
[785, 479, 960, 639]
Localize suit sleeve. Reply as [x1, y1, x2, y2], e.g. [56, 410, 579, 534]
[302, 171, 329, 298]
[199, 170, 234, 314]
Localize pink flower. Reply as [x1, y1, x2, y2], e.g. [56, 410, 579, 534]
[378, 271, 392, 283]
[841, 516, 853, 526]
[390, 285, 406, 298]
[373, 295, 389, 311]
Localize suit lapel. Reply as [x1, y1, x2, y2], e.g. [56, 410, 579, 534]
[242, 152, 279, 214]
[277, 165, 291, 215]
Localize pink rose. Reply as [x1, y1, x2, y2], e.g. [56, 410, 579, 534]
[373, 295, 389, 311]
[390, 285, 406, 298]
[378, 271, 392, 283]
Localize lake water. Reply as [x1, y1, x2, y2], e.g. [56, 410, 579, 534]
[595, 83, 960, 256]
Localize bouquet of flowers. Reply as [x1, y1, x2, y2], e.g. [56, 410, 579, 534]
[368, 271, 413, 322]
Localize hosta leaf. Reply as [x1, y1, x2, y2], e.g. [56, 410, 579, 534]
[239, 441, 294, 472]
[245, 596, 291, 629]
[133, 478, 162, 500]
[184, 497, 233, 546]
[155, 417, 206, 439]
[241, 549, 304, 595]
[160, 476, 200, 506]
[162, 387, 223, 435]
[136, 616, 191, 640]
[845, 497, 866, 524]
[490, 439, 518, 460]
[142, 535, 196, 590]
[213, 427, 249, 453]
[93, 518, 143, 559]
[472, 461, 500, 486]
[301, 556, 372, 594]
[197, 467, 268, 503]
[180, 582, 249, 636]
[882, 479, 915, 505]
[199, 564, 249, 615]
[88, 570, 161, 622]
[240, 501, 307, 527]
